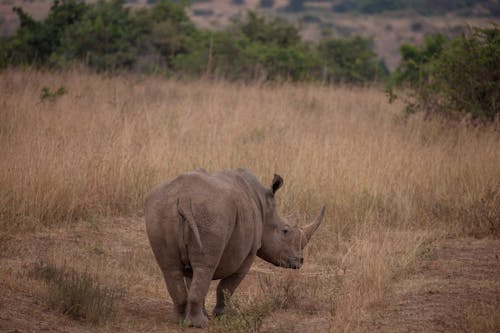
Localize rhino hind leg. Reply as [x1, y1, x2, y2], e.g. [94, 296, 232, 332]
[159, 267, 188, 322]
[184, 267, 214, 328]
[184, 277, 208, 317]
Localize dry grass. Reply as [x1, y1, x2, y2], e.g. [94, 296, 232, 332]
[30, 260, 123, 324]
[466, 302, 500, 333]
[328, 228, 433, 332]
[1, 69, 499, 331]
[1, 69, 498, 232]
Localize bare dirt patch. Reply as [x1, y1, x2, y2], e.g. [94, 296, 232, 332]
[361, 238, 500, 333]
[1, 218, 499, 332]
[0, 218, 332, 333]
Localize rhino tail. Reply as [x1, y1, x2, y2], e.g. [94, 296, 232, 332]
[176, 198, 203, 251]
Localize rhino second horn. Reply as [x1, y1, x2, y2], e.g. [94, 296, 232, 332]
[302, 206, 325, 247]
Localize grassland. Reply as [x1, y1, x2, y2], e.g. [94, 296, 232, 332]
[0, 69, 499, 332]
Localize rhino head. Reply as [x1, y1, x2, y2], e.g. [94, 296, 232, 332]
[256, 174, 325, 269]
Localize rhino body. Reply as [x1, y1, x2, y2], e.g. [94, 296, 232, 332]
[145, 168, 324, 327]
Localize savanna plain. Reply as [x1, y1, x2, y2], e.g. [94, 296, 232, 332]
[1, 70, 499, 332]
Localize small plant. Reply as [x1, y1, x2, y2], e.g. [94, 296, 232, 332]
[30, 261, 122, 324]
[208, 291, 275, 333]
[258, 273, 301, 310]
[40, 85, 67, 102]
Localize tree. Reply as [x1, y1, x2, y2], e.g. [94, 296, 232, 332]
[389, 25, 499, 121]
[0, 0, 88, 67]
[319, 36, 387, 84]
[56, 0, 143, 71]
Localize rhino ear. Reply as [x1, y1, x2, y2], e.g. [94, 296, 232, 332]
[271, 174, 283, 195]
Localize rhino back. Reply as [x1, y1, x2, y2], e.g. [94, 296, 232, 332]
[145, 170, 263, 279]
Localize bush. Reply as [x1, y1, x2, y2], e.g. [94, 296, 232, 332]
[0, 0, 88, 67]
[391, 33, 446, 87]
[428, 26, 500, 120]
[390, 26, 499, 121]
[319, 36, 388, 84]
[55, 0, 144, 71]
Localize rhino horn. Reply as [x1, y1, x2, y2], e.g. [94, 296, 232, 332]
[301, 206, 325, 248]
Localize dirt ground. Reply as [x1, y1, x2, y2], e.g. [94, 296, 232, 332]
[1, 218, 499, 332]
[360, 238, 500, 333]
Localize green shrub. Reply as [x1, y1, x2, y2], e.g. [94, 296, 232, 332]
[40, 85, 67, 102]
[391, 33, 446, 87]
[0, 0, 88, 67]
[428, 26, 500, 120]
[390, 26, 499, 121]
[319, 36, 388, 84]
[55, 0, 144, 71]
[138, 0, 198, 68]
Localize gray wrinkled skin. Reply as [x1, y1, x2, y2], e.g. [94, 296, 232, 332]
[145, 168, 325, 327]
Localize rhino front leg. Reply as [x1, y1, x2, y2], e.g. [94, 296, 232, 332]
[184, 267, 213, 328]
[213, 255, 255, 317]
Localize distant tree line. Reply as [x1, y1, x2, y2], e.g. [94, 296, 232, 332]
[285, 0, 499, 16]
[0, 0, 387, 84]
[330, 0, 499, 16]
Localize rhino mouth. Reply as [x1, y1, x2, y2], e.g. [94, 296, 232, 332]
[276, 260, 302, 270]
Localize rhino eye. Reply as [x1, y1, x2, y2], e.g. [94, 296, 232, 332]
[282, 229, 289, 236]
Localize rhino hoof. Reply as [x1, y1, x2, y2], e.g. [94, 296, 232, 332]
[213, 306, 224, 317]
[184, 314, 208, 328]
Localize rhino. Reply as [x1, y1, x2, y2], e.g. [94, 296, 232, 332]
[145, 168, 325, 327]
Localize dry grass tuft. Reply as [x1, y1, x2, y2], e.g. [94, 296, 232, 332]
[328, 229, 433, 331]
[208, 291, 275, 333]
[29, 260, 123, 324]
[465, 302, 500, 333]
[258, 270, 341, 314]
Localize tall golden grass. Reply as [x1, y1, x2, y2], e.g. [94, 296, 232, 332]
[1, 69, 499, 331]
[1, 69, 498, 234]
